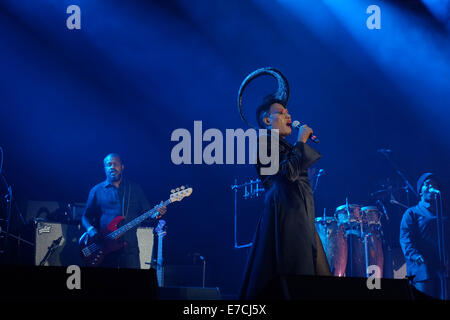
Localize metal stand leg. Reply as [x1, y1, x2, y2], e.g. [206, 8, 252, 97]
[435, 194, 447, 300]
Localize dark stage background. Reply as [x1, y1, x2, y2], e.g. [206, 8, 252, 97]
[0, 0, 449, 298]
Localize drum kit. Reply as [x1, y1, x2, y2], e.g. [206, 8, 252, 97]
[233, 170, 399, 279]
[316, 200, 385, 278]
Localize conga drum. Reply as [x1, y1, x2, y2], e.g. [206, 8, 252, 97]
[335, 204, 365, 277]
[361, 206, 382, 228]
[334, 204, 362, 234]
[347, 233, 367, 278]
[361, 206, 384, 278]
[315, 216, 347, 277]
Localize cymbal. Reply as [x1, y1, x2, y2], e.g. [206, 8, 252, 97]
[369, 187, 402, 197]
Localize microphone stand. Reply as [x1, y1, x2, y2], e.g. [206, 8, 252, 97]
[312, 170, 324, 195]
[1, 174, 28, 259]
[3, 182, 12, 255]
[39, 236, 63, 266]
[434, 192, 447, 300]
[200, 256, 206, 288]
[376, 200, 393, 278]
[0, 146, 28, 261]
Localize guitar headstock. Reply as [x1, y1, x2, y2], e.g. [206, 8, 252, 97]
[169, 185, 193, 203]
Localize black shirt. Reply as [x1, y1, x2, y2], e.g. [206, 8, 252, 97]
[400, 201, 449, 281]
[83, 179, 152, 249]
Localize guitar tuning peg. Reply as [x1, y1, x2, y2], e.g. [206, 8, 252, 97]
[176, 187, 180, 192]
[171, 189, 175, 193]
[181, 186, 185, 189]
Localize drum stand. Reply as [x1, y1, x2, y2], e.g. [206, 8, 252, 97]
[345, 231, 367, 277]
[231, 178, 264, 249]
[344, 198, 368, 277]
[345, 198, 353, 277]
[362, 223, 369, 278]
[355, 222, 371, 278]
[345, 198, 379, 278]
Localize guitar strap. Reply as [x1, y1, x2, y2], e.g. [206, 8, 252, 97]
[122, 181, 131, 218]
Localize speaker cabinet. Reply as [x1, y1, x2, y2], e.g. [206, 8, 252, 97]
[35, 222, 83, 266]
[136, 227, 154, 269]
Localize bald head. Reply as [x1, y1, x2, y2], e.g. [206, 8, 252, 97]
[104, 153, 123, 166]
[104, 153, 124, 184]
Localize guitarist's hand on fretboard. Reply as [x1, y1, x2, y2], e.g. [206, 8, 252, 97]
[88, 227, 98, 238]
[154, 201, 167, 219]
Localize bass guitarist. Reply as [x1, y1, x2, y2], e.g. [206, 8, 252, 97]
[81, 153, 167, 268]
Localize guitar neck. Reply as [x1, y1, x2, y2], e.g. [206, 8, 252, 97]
[107, 198, 172, 240]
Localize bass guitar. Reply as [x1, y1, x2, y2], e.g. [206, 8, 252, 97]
[79, 186, 192, 267]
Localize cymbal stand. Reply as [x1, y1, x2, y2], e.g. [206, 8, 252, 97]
[380, 150, 418, 206]
[231, 178, 265, 249]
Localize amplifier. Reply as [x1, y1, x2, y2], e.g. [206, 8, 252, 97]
[35, 222, 83, 267]
[136, 227, 154, 269]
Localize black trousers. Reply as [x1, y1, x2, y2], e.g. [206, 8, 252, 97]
[100, 246, 140, 269]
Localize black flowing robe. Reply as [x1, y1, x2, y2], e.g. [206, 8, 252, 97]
[239, 137, 331, 299]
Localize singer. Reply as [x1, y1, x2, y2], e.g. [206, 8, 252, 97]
[239, 94, 331, 300]
[400, 172, 449, 299]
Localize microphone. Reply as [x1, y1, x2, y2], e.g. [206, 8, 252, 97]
[312, 169, 325, 194]
[292, 120, 320, 143]
[429, 187, 440, 194]
[376, 200, 389, 220]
